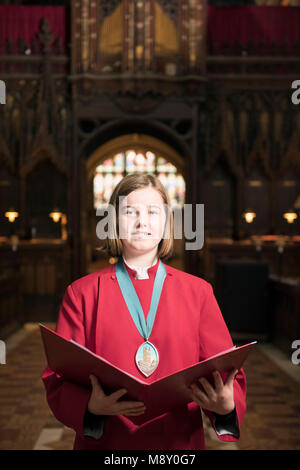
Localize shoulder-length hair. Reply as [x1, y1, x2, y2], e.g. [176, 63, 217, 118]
[98, 173, 174, 261]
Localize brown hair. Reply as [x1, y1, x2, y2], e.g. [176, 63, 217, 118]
[98, 173, 174, 261]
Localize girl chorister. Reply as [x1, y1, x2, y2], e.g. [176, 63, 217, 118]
[42, 173, 246, 450]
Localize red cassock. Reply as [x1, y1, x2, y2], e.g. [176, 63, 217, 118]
[42, 259, 247, 450]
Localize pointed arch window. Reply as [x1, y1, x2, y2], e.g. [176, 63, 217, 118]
[93, 150, 185, 210]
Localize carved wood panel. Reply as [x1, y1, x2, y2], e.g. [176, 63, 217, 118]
[71, 0, 207, 75]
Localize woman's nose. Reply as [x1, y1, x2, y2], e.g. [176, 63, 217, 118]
[136, 218, 147, 228]
[136, 211, 149, 228]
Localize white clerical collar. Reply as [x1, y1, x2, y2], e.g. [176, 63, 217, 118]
[122, 256, 158, 280]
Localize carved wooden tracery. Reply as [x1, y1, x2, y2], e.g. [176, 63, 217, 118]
[72, 0, 207, 75]
[0, 1, 300, 280]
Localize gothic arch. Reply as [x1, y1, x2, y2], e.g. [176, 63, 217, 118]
[86, 133, 185, 181]
[79, 118, 191, 173]
[77, 120, 191, 274]
[21, 146, 68, 179]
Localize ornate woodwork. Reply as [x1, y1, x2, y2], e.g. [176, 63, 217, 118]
[0, 239, 71, 338]
[0, 1, 299, 288]
[269, 276, 300, 357]
[72, 0, 207, 76]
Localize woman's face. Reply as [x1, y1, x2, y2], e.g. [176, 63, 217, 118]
[118, 186, 167, 257]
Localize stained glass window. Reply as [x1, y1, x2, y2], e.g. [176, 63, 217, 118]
[93, 150, 185, 209]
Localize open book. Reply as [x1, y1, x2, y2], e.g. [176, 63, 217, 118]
[40, 324, 256, 424]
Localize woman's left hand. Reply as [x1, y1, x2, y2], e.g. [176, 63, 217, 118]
[189, 369, 238, 415]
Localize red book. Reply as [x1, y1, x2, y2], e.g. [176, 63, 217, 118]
[40, 324, 256, 425]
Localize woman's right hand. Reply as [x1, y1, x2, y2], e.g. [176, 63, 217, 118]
[87, 375, 146, 416]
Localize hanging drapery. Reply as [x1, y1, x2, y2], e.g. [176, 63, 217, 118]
[0, 4, 299, 56]
[0, 6, 67, 53]
[207, 5, 300, 53]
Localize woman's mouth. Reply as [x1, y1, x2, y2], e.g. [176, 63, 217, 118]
[131, 232, 151, 236]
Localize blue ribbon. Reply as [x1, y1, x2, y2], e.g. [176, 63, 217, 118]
[115, 257, 167, 340]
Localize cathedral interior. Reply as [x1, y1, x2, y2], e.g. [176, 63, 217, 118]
[0, 0, 300, 451]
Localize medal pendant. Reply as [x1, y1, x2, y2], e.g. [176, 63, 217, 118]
[135, 341, 159, 377]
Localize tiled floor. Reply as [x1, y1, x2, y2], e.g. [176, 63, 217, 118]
[0, 323, 300, 450]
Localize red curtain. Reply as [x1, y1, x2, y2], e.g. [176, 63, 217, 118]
[207, 6, 300, 52]
[0, 6, 67, 53]
[0, 5, 299, 55]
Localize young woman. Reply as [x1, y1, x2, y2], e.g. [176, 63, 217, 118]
[42, 173, 246, 450]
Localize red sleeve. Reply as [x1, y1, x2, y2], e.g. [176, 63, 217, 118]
[41, 284, 91, 438]
[199, 282, 247, 442]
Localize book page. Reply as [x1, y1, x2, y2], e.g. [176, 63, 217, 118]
[69, 339, 148, 385]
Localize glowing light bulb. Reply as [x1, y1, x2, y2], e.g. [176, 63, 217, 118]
[283, 210, 298, 224]
[5, 210, 19, 223]
[243, 210, 256, 224]
[49, 210, 62, 223]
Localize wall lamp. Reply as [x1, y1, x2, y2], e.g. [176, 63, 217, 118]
[49, 208, 68, 240]
[283, 209, 298, 224]
[243, 209, 256, 224]
[5, 209, 19, 223]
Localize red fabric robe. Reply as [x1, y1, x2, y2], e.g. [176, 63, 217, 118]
[42, 259, 247, 450]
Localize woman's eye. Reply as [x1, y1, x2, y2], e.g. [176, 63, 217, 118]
[149, 207, 160, 215]
[124, 207, 159, 215]
[125, 208, 136, 215]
